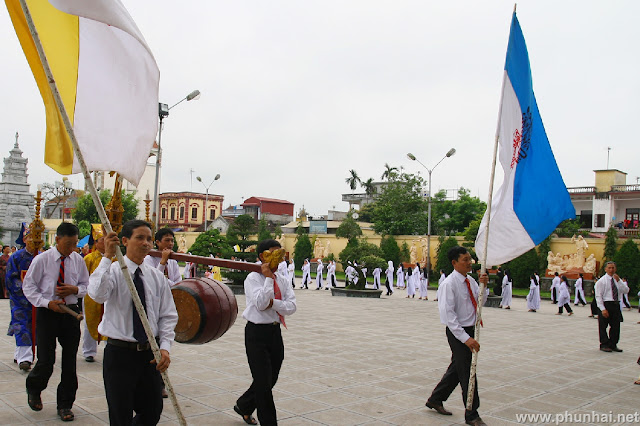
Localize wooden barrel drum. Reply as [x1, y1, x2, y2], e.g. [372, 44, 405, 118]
[171, 277, 238, 344]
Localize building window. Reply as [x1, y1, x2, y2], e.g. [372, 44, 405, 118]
[161, 208, 166, 219]
[625, 208, 639, 228]
[191, 207, 198, 220]
[179, 206, 184, 219]
[209, 209, 215, 220]
[579, 210, 592, 229]
[170, 207, 176, 221]
[595, 214, 605, 228]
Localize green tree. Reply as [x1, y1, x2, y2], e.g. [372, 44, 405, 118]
[257, 217, 272, 241]
[357, 203, 375, 223]
[335, 210, 362, 242]
[536, 235, 552, 273]
[554, 219, 587, 238]
[400, 241, 410, 263]
[503, 248, 539, 289]
[293, 233, 313, 270]
[602, 225, 618, 274]
[189, 228, 231, 258]
[462, 217, 482, 258]
[339, 239, 384, 289]
[77, 220, 91, 239]
[361, 178, 375, 197]
[72, 190, 139, 225]
[345, 169, 361, 191]
[435, 236, 459, 276]
[380, 235, 400, 266]
[380, 163, 398, 181]
[224, 214, 258, 284]
[431, 188, 486, 235]
[613, 239, 640, 296]
[370, 172, 428, 235]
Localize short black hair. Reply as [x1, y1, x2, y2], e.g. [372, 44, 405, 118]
[2, 245, 8, 250]
[579, 273, 583, 278]
[257, 239, 281, 255]
[447, 246, 468, 263]
[121, 220, 152, 239]
[155, 227, 174, 242]
[554, 272, 559, 276]
[57, 222, 79, 237]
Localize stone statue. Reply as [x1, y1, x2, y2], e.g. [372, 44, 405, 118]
[178, 234, 187, 253]
[313, 238, 324, 259]
[323, 240, 331, 258]
[584, 254, 596, 274]
[547, 251, 565, 274]
[571, 235, 588, 268]
[410, 240, 419, 264]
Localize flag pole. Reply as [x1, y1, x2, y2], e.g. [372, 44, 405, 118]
[17, 2, 187, 424]
[465, 3, 516, 411]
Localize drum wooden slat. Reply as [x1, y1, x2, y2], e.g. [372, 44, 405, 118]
[171, 277, 238, 344]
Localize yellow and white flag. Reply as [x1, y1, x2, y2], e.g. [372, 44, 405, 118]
[6, 0, 159, 186]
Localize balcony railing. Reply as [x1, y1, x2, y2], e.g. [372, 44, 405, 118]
[611, 184, 640, 192]
[566, 186, 595, 194]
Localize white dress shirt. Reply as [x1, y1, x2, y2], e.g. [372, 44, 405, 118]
[438, 269, 482, 344]
[88, 255, 178, 352]
[594, 273, 629, 311]
[22, 247, 89, 308]
[143, 255, 181, 286]
[243, 265, 296, 325]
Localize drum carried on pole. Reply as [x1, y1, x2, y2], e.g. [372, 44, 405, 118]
[171, 277, 237, 344]
[147, 250, 262, 345]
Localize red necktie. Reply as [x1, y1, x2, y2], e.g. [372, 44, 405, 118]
[57, 256, 65, 287]
[465, 278, 483, 327]
[273, 277, 286, 329]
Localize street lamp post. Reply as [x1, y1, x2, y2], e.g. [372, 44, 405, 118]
[152, 89, 201, 230]
[196, 174, 220, 231]
[407, 148, 456, 285]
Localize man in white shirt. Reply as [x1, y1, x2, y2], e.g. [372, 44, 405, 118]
[426, 246, 488, 426]
[89, 220, 178, 425]
[22, 222, 89, 421]
[594, 261, 629, 352]
[144, 228, 181, 286]
[235, 239, 296, 426]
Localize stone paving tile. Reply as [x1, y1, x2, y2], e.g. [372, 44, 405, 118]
[1, 292, 640, 424]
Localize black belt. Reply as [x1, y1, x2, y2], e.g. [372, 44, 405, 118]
[107, 337, 158, 351]
[247, 321, 280, 326]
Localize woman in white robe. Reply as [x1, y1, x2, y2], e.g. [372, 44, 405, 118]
[384, 261, 394, 295]
[372, 267, 382, 290]
[526, 274, 540, 312]
[556, 275, 573, 315]
[619, 277, 631, 310]
[405, 267, 415, 298]
[500, 270, 512, 309]
[396, 265, 405, 289]
[315, 259, 324, 290]
[301, 259, 311, 289]
[574, 273, 586, 306]
[287, 260, 295, 289]
[417, 263, 428, 300]
[325, 261, 336, 289]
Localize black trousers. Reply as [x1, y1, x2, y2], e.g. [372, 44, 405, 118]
[559, 303, 573, 314]
[428, 326, 480, 421]
[590, 298, 601, 316]
[103, 343, 163, 425]
[237, 322, 284, 426]
[576, 292, 586, 305]
[331, 275, 336, 287]
[26, 307, 80, 410]
[598, 301, 622, 349]
[552, 287, 557, 303]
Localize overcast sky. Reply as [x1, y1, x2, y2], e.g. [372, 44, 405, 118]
[1, 1, 638, 217]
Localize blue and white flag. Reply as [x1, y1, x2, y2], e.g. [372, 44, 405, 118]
[475, 12, 575, 267]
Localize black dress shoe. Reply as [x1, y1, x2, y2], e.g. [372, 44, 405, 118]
[611, 347, 623, 352]
[85, 356, 94, 363]
[466, 417, 487, 426]
[19, 361, 32, 371]
[600, 347, 613, 352]
[425, 401, 452, 415]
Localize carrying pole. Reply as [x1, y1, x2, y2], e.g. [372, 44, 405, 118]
[17, 2, 186, 424]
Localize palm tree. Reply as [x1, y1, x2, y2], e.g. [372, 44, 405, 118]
[381, 163, 398, 181]
[345, 170, 361, 191]
[362, 177, 375, 196]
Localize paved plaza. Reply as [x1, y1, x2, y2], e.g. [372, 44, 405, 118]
[0, 286, 639, 425]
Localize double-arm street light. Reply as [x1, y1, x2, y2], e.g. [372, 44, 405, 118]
[407, 148, 456, 285]
[196, 174, 221, 231]
[152, 89, 201, 230]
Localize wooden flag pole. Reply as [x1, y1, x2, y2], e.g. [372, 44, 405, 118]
[465, 3, 516, 411]
[17, 2, 187, 424]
